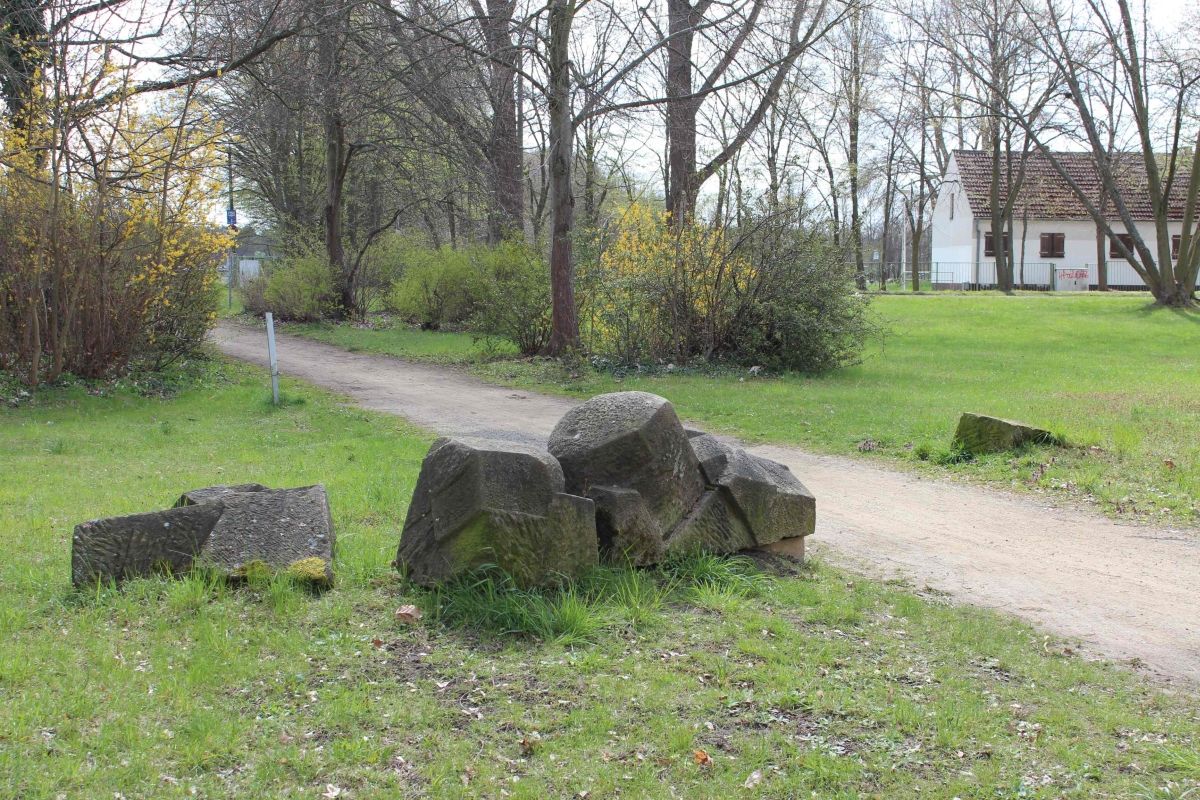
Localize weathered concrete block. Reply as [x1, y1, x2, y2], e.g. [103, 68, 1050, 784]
[71, 484, 335, 587]
[953, 412, 1061, 454]
[548, 392, 703, 549]
[396, 437, 597, 587]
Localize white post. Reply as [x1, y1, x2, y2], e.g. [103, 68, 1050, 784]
[265, 312, 280, 406]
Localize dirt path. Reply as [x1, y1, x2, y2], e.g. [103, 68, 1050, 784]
[213, 320, 1200, 682]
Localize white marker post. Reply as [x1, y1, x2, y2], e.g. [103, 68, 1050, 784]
[265, 312, 280, 405]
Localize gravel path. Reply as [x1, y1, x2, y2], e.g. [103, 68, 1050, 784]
[214, 320, 1200, 682]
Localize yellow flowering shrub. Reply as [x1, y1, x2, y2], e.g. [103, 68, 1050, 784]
[0, 99, 229, 386]
[579, 203, 756, 364]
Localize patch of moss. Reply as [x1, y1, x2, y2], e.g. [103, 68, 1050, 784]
[285, 556, 332, 586]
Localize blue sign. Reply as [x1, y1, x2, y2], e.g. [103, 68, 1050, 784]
[226, 208, 237, 226]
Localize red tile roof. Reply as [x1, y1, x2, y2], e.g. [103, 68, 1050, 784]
[952, 149, 1191, 221]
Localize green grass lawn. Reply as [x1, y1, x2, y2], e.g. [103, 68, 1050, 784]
[282, 293, 1200, 524]
[285, 319, 517, 364]
[2, 359, 1199, 798]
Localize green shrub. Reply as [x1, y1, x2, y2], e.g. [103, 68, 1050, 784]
[470, 241, 552, 355]
[576, 205, 872, 373]
[387, 246, 482, 328]
[351, 231, 413, 315]
[723, 221, 874, 372]
[244, 252, 336, 322]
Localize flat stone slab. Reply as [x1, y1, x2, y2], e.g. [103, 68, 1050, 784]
[201, 486, 335, 584]
[953, 412, 1061, 454]
[72, 504, 225, 587]
[396, 437, 597, 587]
[71, 484, 335, 587]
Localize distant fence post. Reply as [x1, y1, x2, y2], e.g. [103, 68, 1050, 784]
[265, 312, 280, 406]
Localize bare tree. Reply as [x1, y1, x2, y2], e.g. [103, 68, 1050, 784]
[1012, 0, 1199, 305]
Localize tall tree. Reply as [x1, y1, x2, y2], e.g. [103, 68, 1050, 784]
[662, 0, 840, 223]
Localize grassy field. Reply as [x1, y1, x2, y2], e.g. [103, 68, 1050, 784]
[286, 319, 516, 364]
[280, 293, 1200, 524]
[2, 359, 1199, 798]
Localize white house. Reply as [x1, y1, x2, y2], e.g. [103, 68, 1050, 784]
[930, 150, 1193, 290]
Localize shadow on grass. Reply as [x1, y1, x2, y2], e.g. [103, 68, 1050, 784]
[407, 552, 798, 646]
[1132, 297, 1200, 324]
[66, 563, 330, 617]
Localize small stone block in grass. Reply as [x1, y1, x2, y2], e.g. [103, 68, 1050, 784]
[71, 484, 335, 588]
[952, 412, 1063, 454]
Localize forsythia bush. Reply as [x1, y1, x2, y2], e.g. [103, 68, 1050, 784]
[579, 203, 871, 372]
[0, 114, 229, 386]
[580, 203, 756, 364]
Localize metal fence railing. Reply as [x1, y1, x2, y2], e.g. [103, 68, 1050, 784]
[885, 261, 1199, 291]
[876, 262, 1055, 291]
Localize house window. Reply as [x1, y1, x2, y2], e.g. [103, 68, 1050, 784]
[1039, 232, 1065, 258]
[1109, 233, 1135, 259]
[983, 231, 1009, 257]
[1172, 234, 1181, 260]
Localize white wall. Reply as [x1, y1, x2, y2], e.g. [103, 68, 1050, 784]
[971, 219, 1187, 288]
[929, 155, 975, 285]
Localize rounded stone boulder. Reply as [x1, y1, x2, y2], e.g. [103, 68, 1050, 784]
[548, 392, 704, 543]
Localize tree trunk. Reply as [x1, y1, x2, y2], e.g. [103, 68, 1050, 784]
[324, 109, 350, 316]
[544, 0, 579, 355]
[482, 0, 525, 241]
[319, 9, 351, 318]
[847, 6, 865, 290]
[989, 127, 1012, 293]
[664, 0, 700, 223]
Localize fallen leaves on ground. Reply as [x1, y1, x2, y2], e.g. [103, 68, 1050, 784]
[395, 605, 423, 624]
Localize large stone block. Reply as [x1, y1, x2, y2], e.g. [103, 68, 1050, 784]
[201, 486, 335, 584]
[952, 412, 1061, 454]
[548, 392, 703, 545]
[396, 437, 597, 587]
[72, 504, 225, 587]
[665, 488, 757, 557]
[588, 485, 667, 565]
[71, 484, 335, 587]
[689, 434, 815, 545]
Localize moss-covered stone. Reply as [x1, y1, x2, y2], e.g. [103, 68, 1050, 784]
[286, 557, 333, 586]
[952, 412, 1063, 454]
[71, 484, 335, 588]
[396, 437, 597, 587]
